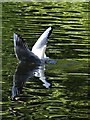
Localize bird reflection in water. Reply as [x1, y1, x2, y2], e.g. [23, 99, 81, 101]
[12, 62, 51, 100]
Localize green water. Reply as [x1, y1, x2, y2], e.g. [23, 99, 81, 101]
[2, 2, 89, 120]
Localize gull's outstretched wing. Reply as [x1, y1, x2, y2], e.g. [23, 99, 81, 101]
[32, 27, 53, 59]
[14, 33, 41, 64]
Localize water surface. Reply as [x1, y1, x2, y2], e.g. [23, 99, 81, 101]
[2, 2, 89, 120]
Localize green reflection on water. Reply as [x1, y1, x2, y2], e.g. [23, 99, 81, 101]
[2, 2, 89, 120]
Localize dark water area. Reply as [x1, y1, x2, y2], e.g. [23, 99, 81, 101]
[2, 2, 89, 120]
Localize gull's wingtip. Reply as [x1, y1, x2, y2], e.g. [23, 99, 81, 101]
[14, 33, 18, 39]
[48, 26, 53, 30]
[48, 26, 54, 34]
[14, 33, 15, 37]
[14, 33, 17, 36]
[14, 33, 18, 40]
[47, 26, 53, 38]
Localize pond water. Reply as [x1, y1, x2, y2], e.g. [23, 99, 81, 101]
[2, 2, 89, 120]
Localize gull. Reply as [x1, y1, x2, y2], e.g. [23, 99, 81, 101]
[14, 27, 53, 64]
